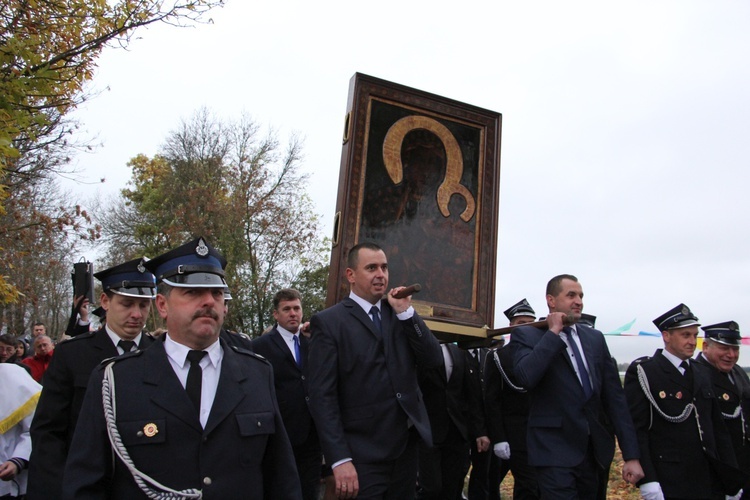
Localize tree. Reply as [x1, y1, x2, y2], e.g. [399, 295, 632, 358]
[0, 0, 224, 304]
[0, 178, 87, 338]
[99, 108, 326, 336]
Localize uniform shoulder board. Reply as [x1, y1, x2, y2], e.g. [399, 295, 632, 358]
[237, 332, 252, 341]
[62, 330, 98, 344]
[631, 355, 652, 365]
[230, 345, 267, 362]
[98, 349, 144, 367]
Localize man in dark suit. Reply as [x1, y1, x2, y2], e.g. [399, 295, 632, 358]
[62, 236, 300, 499]
[696, 321, 750, 499]
[510, 274, 644, 499]
[27, 257, 157, 500]
[466, 343, 496, 500]
[625, 304, 742, 499]
[251, 288, 322, 500]
[417, 342, 489, 499]
[485, 298, 540, 499]
[308, 242, 442, 499]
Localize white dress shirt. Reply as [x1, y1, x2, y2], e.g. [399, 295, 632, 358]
[164, 334, 223, 428]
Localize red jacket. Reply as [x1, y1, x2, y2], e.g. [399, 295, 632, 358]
[22, 351, 53, 382]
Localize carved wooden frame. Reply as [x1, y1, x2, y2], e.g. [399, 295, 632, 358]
[326, 73, 502, 335]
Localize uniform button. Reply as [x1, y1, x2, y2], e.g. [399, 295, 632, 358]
[137, 431, 144, 437]
[305, 396, 310, 402]
[203, 477, 212, 486]
[202, 436, 208, 443]
[257, 421, 262, 427]
[396, 393, 402, 399]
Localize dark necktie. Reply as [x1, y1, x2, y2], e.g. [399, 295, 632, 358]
[680, 360, 693, 385]
[293, 335, 302, 367]
[370, 306, 382, 332]
[564, 327, 593, 400]
[118, 340, 136, 354]
[186, 350, 207, 413]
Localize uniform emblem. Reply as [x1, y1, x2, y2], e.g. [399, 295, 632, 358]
[196, 238, 209, 257]
[675, 391, 683, 399]
[143, 423, 159, 437]
[137, 260, 146, 273]
[659, 391, 666, 399]
[723, 393, 730, 401]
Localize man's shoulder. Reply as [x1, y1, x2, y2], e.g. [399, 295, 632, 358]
[55, 328, 104, 348]
[225, 342, 273, 369]
[312, 299, 355, 323]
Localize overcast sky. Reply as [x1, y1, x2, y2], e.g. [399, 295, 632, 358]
[63, 1, 750, 364]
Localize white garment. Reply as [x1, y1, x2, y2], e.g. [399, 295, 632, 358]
[0, 363, 41, 496]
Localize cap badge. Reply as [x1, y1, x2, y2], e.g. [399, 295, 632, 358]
[196, 238, 209, 257]
[723, 393, 730, 401]
[659, 391, 666, 399]
[137, 260, 146, 273]
[143, 423, 159, 438]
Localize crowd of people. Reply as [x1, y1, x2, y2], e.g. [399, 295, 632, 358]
[1, 238, 748, 499]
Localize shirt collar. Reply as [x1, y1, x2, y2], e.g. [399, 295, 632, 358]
[164, 333, 222, 369]
[105, 325, 142, 348]
[660, 348, 687, 370]
[276, 325, 299, 342]
[349, 291, 381, 315]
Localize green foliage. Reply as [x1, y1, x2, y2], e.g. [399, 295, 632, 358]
[0, 0, 224, 305]
[100, 108, 328, 336]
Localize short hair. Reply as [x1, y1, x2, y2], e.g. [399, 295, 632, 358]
[33, 322, 45, 329]
[157, 282, 173, 297]
[347, 242, 383, 269]
[0, 334, 16, 346]
[546, 274, 578, 296]
[33, 335, 52, 346]
[272, 288, 302, 311]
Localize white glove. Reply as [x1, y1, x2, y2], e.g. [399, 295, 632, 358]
[639, 482, 665, 500]
[726, 489, 743, 500]
[492, 442, 510, 460]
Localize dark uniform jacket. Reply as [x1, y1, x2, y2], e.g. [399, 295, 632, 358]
[62, 337, 301, 499]
[695, 352, 750, 491]
[624, 350, 741, 498]
[485, 344, 530, 449]
[418, 343, 486, 445]
[27, 328, 154, 500]
[308, 298, 442, 465]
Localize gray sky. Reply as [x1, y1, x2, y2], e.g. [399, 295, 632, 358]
[64, 1, 750, 364]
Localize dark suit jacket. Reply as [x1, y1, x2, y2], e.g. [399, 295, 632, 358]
[308, 298, 442, 465]
[27, 329, 154, 500]
[250, 328, 318, 449]
[511, 323, 639, 469]
[624, 350, 740, 497]
[62, 337, 301, 499]
[418, 344, 486, 445]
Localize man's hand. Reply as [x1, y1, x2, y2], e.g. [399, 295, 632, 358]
[622, 458, 644, 485]
[475, 435, 490, 453]
[546, 312, 566, 334]
[387, 287, 411, 315]
[77, 296, 90, 323]
[333, 461, 359, 499]
[0, 461, 19, 481]
[493, 441, 510, 460]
